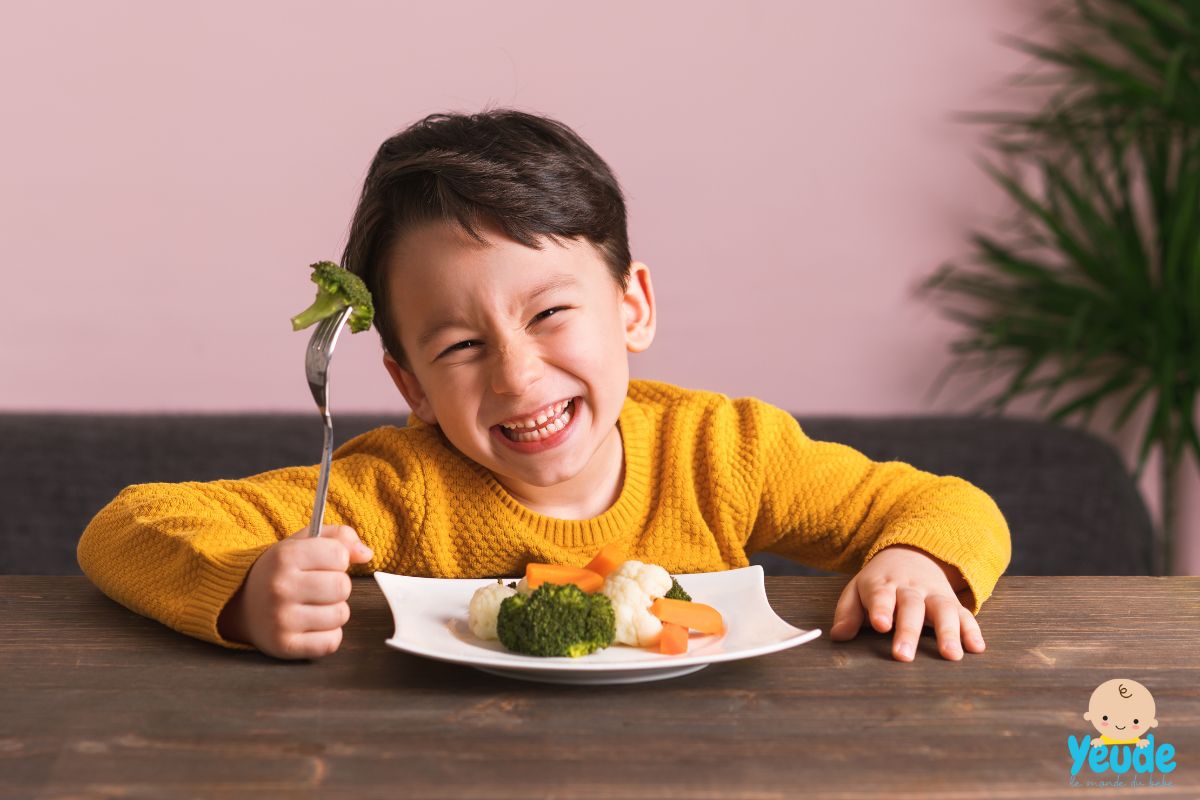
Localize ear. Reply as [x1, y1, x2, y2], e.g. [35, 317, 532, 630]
[1083, 712, 1092, 722]
[622, 260, 656, 353]
[382, 353, 438, 425]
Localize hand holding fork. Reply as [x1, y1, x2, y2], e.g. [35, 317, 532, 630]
[215, 304, 371, 658]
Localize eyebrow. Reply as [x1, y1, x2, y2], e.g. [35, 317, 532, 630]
[416, 273, 580, 348]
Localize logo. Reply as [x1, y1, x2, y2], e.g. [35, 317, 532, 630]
[1068, 679, 1177, 788]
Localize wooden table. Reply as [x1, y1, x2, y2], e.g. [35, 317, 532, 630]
[2, 576, 1197, 799]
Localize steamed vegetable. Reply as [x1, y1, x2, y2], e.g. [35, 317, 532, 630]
[664, 577, 691, 601]
[583, 541, 625, 578]
[659, 622, 689, 655]
[468, 579, 518, 640]
[466, 543, 721, 658]
[649, 596, 725, 635]
[290, 260, 375, 334]
[601, 560, 673, 646]
[524, 563, 604, 593]
[496, 583, 616, 658]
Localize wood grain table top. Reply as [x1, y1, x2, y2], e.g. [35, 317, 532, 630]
[2, 575, 1197, 799]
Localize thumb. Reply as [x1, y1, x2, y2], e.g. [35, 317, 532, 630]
[829, 574, 865, 641]
[290, 524, 374, 564]
[327, 525, 374, 564]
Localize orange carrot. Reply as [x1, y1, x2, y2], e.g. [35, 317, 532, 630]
[525, 563, 605, 593]
[649, 597, 724, 635]
[583, 541, 626, 578]
[659, 621, 689, 655]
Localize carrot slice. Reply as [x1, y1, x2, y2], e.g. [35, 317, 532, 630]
[649, 597, 724, 635]
[525, 563, 604, 593]
[583, 541, 626, 578]
[659, 621, 689, 655]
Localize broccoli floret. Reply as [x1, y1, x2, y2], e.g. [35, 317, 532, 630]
[290, 261, 375, 334]
[664, 577, 691, 601]
[496, 583, 616, 658]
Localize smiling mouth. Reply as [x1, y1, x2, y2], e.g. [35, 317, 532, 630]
[1115, 725, 1126, 730]
[496, 398, 577, 442]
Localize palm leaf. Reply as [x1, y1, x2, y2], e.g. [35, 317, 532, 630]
[974, 157, 1112, 288]
[1114, 377, 1157, 429]
[926, 0, 1200, 574]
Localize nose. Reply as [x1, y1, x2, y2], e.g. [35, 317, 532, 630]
[490, 340, 543, 396]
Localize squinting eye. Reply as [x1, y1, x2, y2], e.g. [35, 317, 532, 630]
[442, 340, 480, 357]
[533, 306, 569, 323]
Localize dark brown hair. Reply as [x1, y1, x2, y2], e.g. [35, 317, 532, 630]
[341, 107, 632, 367]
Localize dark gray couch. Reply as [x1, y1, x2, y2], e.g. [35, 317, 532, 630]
[0, 413, 1154, 576]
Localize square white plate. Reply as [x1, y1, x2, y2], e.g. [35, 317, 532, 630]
[374, 565, 821, 684]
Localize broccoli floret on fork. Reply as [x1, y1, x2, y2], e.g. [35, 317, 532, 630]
[290, 261, 375, 334]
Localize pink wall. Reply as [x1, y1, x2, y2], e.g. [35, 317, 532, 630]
[3, 0, 1196, 572]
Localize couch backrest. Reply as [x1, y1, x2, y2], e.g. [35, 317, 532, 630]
[0, 413, 1152, 576]
[754, 416, 1153, 578]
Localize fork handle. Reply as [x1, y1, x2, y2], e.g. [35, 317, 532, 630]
[308, 414, 334, 537]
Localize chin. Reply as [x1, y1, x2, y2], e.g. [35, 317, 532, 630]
[500, 448, 589, 487]
[508, 460, 584, 488]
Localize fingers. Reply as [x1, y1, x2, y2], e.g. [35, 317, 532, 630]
[268, 570, 352, 606]
[265, 627, 345, 660]
[294, 601, 352, 633]
[891, 588, 925, 661]
[256, 600, 351, 659]
[926, 595, 963, 661]
[887, 592, 985, 662]
[960, 607, 986, 653]
[864, 585, 897, 633]
[829, 578, 865, 641]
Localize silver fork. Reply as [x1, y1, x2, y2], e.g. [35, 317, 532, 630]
[304, 306, 354, 538]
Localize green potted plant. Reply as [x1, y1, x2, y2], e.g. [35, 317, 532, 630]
[920, 0, 1199, 575]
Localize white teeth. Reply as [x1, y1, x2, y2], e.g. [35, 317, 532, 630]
[500, 399, 571, 430]
[508, 406, 572, 442]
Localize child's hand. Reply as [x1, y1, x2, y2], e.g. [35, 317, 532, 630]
[217, 525, 373, 659]
[828, 544, 985, 662]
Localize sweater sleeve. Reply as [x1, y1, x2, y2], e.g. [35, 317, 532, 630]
[739, 401, 1011, 613]
[76, 427, 425, 648]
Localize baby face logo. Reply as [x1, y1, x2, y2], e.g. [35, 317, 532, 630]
[1068, 679, 1178, 788]
[1085, 678, 1158, 747]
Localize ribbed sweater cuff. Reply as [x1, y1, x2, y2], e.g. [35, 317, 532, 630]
[861, 525, 1007, 616]
[177, 545, 272, 650]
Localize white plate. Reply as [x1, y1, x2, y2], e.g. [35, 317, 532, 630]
[374, 565, 821, 685]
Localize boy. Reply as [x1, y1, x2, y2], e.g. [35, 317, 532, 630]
[78, 108, 1010, 663]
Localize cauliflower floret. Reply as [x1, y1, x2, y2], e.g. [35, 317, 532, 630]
[468, 580, 518, 640]
[601, 560, 673, 646]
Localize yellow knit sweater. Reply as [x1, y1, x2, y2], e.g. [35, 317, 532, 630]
[78, 379, 1011, 649]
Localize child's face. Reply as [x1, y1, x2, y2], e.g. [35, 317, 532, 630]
[381, 220, 655, 503]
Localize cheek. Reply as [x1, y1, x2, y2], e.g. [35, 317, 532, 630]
[427, 362, 489, 407]
[550, 324, 620, 375]
[1100, 721, 1109, 727]
[424, 377, 480, 426]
